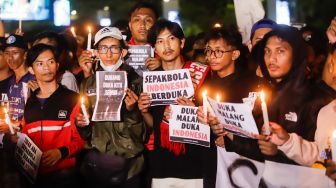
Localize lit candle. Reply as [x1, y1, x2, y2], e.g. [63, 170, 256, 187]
[4, 108, 14, 135]
[332, 130, 336, 161]
[260, 91, 270, 135]
[80, 97, 90, 125]
[71, 27, 77, 38]
[216, 93, 220, 102]
[87, 26, 92, 50]
[202, 90, 208, 120]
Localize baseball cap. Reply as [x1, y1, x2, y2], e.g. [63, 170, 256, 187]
[250, 18, 277, 40]
[3, 34, 28, 50]
[94, 27, 123, 47]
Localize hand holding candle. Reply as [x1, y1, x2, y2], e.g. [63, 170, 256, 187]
[260, 91, 270, 135]
[87, 26, 92, 50]
[80, 97, 90, 125]
[4, 108, 15, 135]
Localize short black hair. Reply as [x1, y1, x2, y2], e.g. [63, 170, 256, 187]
[0, 37, 5, 51]
[205, 27, 244, 50]
[26, 44, 60, 67]
[129, 1, 159, 20]
[32, 31, 66, 55]
[148, 19, 184, 47]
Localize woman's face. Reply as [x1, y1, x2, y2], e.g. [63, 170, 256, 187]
[264, 36, 293, 82]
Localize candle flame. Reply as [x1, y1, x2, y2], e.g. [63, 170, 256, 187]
[81, 97, 84, 104]
[333, 130, 336, 138]
[216, 93, 220, 102]
[71, 27, 75, 33]
[202, 90, 207, 97]
[3, 107, 8, 114]
[88, 26, 91, 33]
[260, 90, 265, 102]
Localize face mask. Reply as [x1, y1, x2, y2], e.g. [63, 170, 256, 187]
[99, 55, 123, 71]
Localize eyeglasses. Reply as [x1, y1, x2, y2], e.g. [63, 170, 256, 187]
[97, 45, 121, 54]
[204, 48, 235, 58]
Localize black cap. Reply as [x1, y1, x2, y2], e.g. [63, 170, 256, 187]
[3, 34, 28, 50]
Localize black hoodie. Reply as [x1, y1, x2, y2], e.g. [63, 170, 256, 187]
[257, 25, 327, 164]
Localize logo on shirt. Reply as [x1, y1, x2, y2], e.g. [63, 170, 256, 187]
[285, 112, 297, 122]
[58, 110, 67, 118]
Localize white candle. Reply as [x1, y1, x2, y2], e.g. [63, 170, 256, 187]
[202, 90, 207, 120]
[260, 91, 270, 135]
[87, 26, 92, 50]
[80, 97, 90, 124]
[19, 19, 22, 31]
[71, 27, 77, 38]
[332, 130, 336, 161]
[4, 108, 14, 135]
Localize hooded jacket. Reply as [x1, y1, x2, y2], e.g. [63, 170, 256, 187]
[257, 25, 327, 164]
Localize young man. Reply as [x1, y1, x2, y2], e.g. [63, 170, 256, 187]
[77, 27, 146, 188]
[128, 1, 160, 71]
[138, 19, 211, 188]
[3, 34, 35, 124]
[10, 44, 85, 187]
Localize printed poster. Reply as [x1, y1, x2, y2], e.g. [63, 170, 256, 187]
[92, 71, 127, 121]
[125, 45, 153, 76]
[15, 133, 42, 183]
[143, 69, 194, 106]
[207, 97, 259, 138]
[169, 105, 210, 147]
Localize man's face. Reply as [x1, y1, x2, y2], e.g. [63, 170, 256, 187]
[31, 50, 58, 83]
[205, 38, 237, 74]
[94, 37, 124, 66]
[264, 36, 293, 82]
[3, 46, 26, 71]
[154, 28, 184, 62]
[129, 8, 156, 44]
[323, 50, 336, 90]
[251, 27, 273, 47]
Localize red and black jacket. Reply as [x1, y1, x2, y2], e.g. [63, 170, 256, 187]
[21, 85, 85, 174]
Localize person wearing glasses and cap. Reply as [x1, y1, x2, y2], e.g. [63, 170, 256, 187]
[77, 27, 146, 188]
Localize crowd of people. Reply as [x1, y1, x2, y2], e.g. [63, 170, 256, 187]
[0, 1, 336, 188]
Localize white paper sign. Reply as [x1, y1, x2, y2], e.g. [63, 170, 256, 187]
[216, 148, 334, 188]
[207, 97, 259, 138]
[169, 105, 210, 147]
[15, 133, 42, 183]
[92, 71, 127, 121]
[143, 69, 194, 106]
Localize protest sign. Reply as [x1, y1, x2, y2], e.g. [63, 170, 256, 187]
[143, 69, 194, 106]
[169, 105, 210, 147]
[216, 147, 334, 188]
[15, 133, 42, 183]
[92, 71, 127, 121]
[125, 45, 153, 76]
[207, 97, 259, 138]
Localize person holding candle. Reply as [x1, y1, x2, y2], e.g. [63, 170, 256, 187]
[8, 44, 85, 187]
[252, 24, 329, 164]
[196, 27, 271, 162]
[76, 27, 146, 188]
[137, 19, 211, 188]
[258, 21, 336, 167]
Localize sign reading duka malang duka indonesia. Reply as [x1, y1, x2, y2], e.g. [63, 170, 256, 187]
[169, 105, 210, 147]
[143, 69, 194, 106]
[207, 97, 259, 138]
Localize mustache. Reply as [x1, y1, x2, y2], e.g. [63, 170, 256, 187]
[163, 49, 174, 55]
